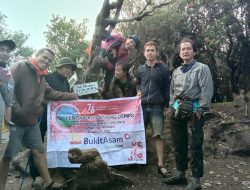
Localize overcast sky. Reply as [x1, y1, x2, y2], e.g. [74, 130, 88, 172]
[1, 0, 104, 50]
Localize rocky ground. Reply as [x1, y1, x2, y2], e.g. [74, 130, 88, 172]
[2, 154, 250, 190]
[2, 137, 250, 190]
[1, 93, 250, 190]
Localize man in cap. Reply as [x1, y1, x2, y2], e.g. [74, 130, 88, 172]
[44, 57, 77, 91]
[0, 39, 16, 142]
[0, 49, 78, 190]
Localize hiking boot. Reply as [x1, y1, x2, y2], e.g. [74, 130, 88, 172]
[185, 181, 202, 190]
[163, 175, 187, 185]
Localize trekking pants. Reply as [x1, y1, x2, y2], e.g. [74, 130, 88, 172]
[169, 112, 204, 178]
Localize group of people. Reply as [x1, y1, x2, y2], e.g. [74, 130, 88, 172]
[99, 37, 213, 190]
[0, 40, 78, 190]
[0, 35, 213, 190]
[98, 34, 140, 98]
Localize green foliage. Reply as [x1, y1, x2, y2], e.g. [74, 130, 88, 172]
[0, 12, 34, 58]
[0, 12, 8, 37]
[117, 0, 250, 101]
[45, 15, 89, 70]
[118, 1, 184, 68]
[10, 30, 34, 57]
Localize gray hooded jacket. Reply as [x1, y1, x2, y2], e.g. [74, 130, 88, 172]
[170, 61, 213, 110]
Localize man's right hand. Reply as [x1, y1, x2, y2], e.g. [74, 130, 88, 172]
[72, 93, 78, 100]
[65, 92, 78, 100]
[4, 115, 15, 127]
[137, 91, 141, 97]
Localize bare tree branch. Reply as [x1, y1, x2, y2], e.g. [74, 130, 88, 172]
[108, 0, 124, 33]
[137, 2, 150, 16]
[106, 0, 174, 24]
[83, 0, 175, 83]
[110, 0, 123, 9]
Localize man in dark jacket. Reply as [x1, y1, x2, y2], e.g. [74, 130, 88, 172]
[136, 41, 171, 178]
[29, 57, 77, 181]
[0, 49, 78, 190]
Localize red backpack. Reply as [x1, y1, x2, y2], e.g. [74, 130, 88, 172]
[101, 33, 125, 53]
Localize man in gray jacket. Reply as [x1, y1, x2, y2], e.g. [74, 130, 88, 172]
[163, 38, 213, 190]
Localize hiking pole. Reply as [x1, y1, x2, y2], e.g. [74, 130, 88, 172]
[19, 155, 30, 190]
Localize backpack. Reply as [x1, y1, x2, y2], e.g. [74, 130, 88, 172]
[101, 33, 125, 53]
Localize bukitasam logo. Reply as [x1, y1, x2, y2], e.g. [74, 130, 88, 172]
[83, 137, 123, 144]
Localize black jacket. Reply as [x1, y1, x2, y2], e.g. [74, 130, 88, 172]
[39, 71, 71, 137]
[136, 62, 171, 107]
[45, 71, 70, 92]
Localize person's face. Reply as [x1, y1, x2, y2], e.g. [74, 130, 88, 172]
[35, 50, 54, 70]
[125, 38, 136, 50]
[179, 42, 195, 64]
[0, 44, 11, 65]
[57, 65, 74, 79]
[144, 45, 157, 62]
[115, 64, 127, 80]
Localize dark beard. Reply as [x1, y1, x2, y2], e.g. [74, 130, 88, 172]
[0, 62, 7, 68]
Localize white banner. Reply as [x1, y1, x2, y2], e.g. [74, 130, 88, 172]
[47, 97, 146, 168]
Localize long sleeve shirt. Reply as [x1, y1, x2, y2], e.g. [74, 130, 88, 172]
[136, 62, 171, 108]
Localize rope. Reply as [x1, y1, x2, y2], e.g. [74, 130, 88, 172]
[19, 154, 30, 190]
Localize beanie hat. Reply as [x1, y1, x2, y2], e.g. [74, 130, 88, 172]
[128, 35, 140, 49]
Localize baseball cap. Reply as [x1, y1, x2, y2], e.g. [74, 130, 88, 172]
[0, 39, 16, 50]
